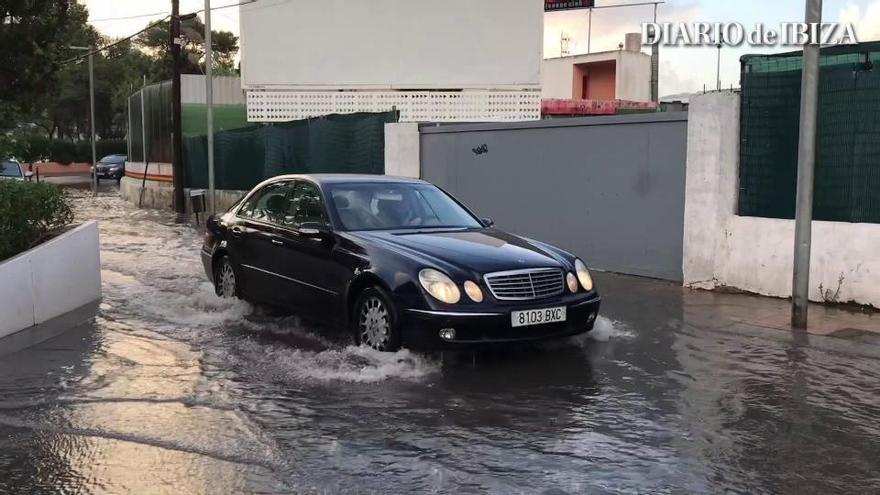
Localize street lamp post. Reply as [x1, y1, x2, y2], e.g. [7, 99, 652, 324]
[205, 0, 216, 215]
[791, 0, 823, 328]
[70, 46, 98, 197]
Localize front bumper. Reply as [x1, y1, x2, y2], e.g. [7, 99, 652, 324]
[95, 168, 123, 179]
[401, 294, 601, 350]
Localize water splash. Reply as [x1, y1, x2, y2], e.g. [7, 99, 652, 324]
[588, 316, 635, 342]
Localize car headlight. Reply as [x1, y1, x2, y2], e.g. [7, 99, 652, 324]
[574, 259, 593, 292]
[566, 272, 579, 293]
[463, 280, 483, 303]
[418, 269, 461, 304]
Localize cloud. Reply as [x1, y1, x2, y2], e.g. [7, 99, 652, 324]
[838, 0, 880, 42]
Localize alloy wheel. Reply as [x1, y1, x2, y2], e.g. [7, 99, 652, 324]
[217, 260, 237, 298]
[359, 296, 391, 350]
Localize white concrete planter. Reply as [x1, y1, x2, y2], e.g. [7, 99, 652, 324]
[0, 221, 101, 346]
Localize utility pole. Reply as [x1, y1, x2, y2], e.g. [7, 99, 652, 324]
[170, 0, 186, 215]
[791, 0, 823, 328]
[205, 0, 216, 215]
[88, 48, 97, 197]
[716, 43, 722, 91]
[587, 8, 592, 54]
[650, 3, 659, 102]
[70, 46, 98, 197]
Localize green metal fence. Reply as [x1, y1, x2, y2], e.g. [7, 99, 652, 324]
[739, 42, 880, 223]
[182, 111, 398, 190]
[128, 81, 173, 164]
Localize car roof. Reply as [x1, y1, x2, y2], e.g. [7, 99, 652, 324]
[269, 174, 428, 186]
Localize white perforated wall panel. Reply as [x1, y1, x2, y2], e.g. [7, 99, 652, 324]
[246, 91, 542, 123]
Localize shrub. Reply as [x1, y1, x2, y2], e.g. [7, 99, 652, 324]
[48, 140, 77, 165]
[0, 180, 74, 261]
[73, 139, 128, 163]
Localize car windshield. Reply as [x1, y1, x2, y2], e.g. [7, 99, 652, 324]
[0, 160, 22, 177]
[327, 182, 482, 231]
[99, 155, 126, 165]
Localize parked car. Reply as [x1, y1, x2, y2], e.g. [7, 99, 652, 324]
[92, 154, 127, 183]
[202, 175, 601, 351]
[0, 159, 33, 181]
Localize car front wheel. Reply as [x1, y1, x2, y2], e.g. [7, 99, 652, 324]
[353, 287, 401, 352]
[214, 256, 238, 299]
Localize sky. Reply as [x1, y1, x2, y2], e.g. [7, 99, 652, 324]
[82, 0, 880, 97]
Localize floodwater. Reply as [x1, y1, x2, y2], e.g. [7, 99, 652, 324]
[2, 190, 880, 494]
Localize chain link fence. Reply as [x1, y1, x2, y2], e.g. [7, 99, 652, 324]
[739, 42, 880, 223]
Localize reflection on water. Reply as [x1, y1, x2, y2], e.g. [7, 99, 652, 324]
[0, 191, 879, 493]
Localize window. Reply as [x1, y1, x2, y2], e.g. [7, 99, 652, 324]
[282, 181, 327, 228]
[326, 182, 482, 231]
[0, 160, 22, 178]
[237, 182, 292, 224]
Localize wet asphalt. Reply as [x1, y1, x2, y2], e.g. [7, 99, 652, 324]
[1, 189, 879, 494]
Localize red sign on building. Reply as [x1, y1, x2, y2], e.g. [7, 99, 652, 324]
[544, 0, 595, 12]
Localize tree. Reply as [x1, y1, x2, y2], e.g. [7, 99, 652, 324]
[137, 16, 239, 80]
[0, 1, 91, 133]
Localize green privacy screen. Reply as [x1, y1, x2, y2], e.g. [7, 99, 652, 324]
[183, 111, 397, 190]
[739, 42, 880, 223]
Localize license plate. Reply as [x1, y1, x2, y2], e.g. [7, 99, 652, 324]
[511, 306, 567, 328]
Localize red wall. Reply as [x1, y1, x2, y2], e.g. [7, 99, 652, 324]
[572, 60, 616, 100]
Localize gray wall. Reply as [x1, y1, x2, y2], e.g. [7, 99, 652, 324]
[420, 113, 689, 281]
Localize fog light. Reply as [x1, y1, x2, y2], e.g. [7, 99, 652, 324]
[586, 312, 596, 324]
[439, 328, 456, 341]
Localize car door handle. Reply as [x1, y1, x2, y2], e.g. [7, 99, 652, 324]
[271, 238, 283, 246]
[231, 227, 244, 238]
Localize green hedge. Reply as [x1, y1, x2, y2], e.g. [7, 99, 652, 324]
[0, 180, 74, 261]
[8, 136, 128, 165]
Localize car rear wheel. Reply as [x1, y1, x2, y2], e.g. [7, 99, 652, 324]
[214, 256, 238, 299]
[353, 287, 400, 352]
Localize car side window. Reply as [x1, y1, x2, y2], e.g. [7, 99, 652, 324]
[283, 182, 328, 228]
[237, 182, 292, 224]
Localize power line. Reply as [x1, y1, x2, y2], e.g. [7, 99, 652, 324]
[60, 15, 171, 66]
[65, 0, 253, 66]
[90, 11, 168, 22]
[90, 0, 254, 24]
[190, 0, 257, 15]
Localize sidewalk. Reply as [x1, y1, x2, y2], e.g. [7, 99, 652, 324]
[596, 272, 880, 343]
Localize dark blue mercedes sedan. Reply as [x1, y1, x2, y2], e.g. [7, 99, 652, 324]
[202, 175, 601, 351]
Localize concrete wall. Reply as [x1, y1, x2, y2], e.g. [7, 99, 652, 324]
[181, 75, 245, 105]
[0, 222, 101, 340]
[616, 51, 652, 102]
[384, 123, 420, 178]
[542, 58, 576, 99]
[683, 92, 880, 307]
[420, 112, 689, 281]
[119, 176, 247, 214]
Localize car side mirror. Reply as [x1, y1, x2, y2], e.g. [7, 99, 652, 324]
[299, 222, 331, 238]
[481, 217, 495, 227]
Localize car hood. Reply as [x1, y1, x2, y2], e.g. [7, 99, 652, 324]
[351, 228, 569, 275]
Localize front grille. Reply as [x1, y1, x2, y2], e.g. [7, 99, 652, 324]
[483, 268, 564, 301]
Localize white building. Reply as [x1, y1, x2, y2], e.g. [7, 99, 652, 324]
[239, 0, 544, 123]
[542, 35, 652, 103]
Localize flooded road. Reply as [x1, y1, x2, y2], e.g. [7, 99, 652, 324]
[2, 190, 880, 494]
